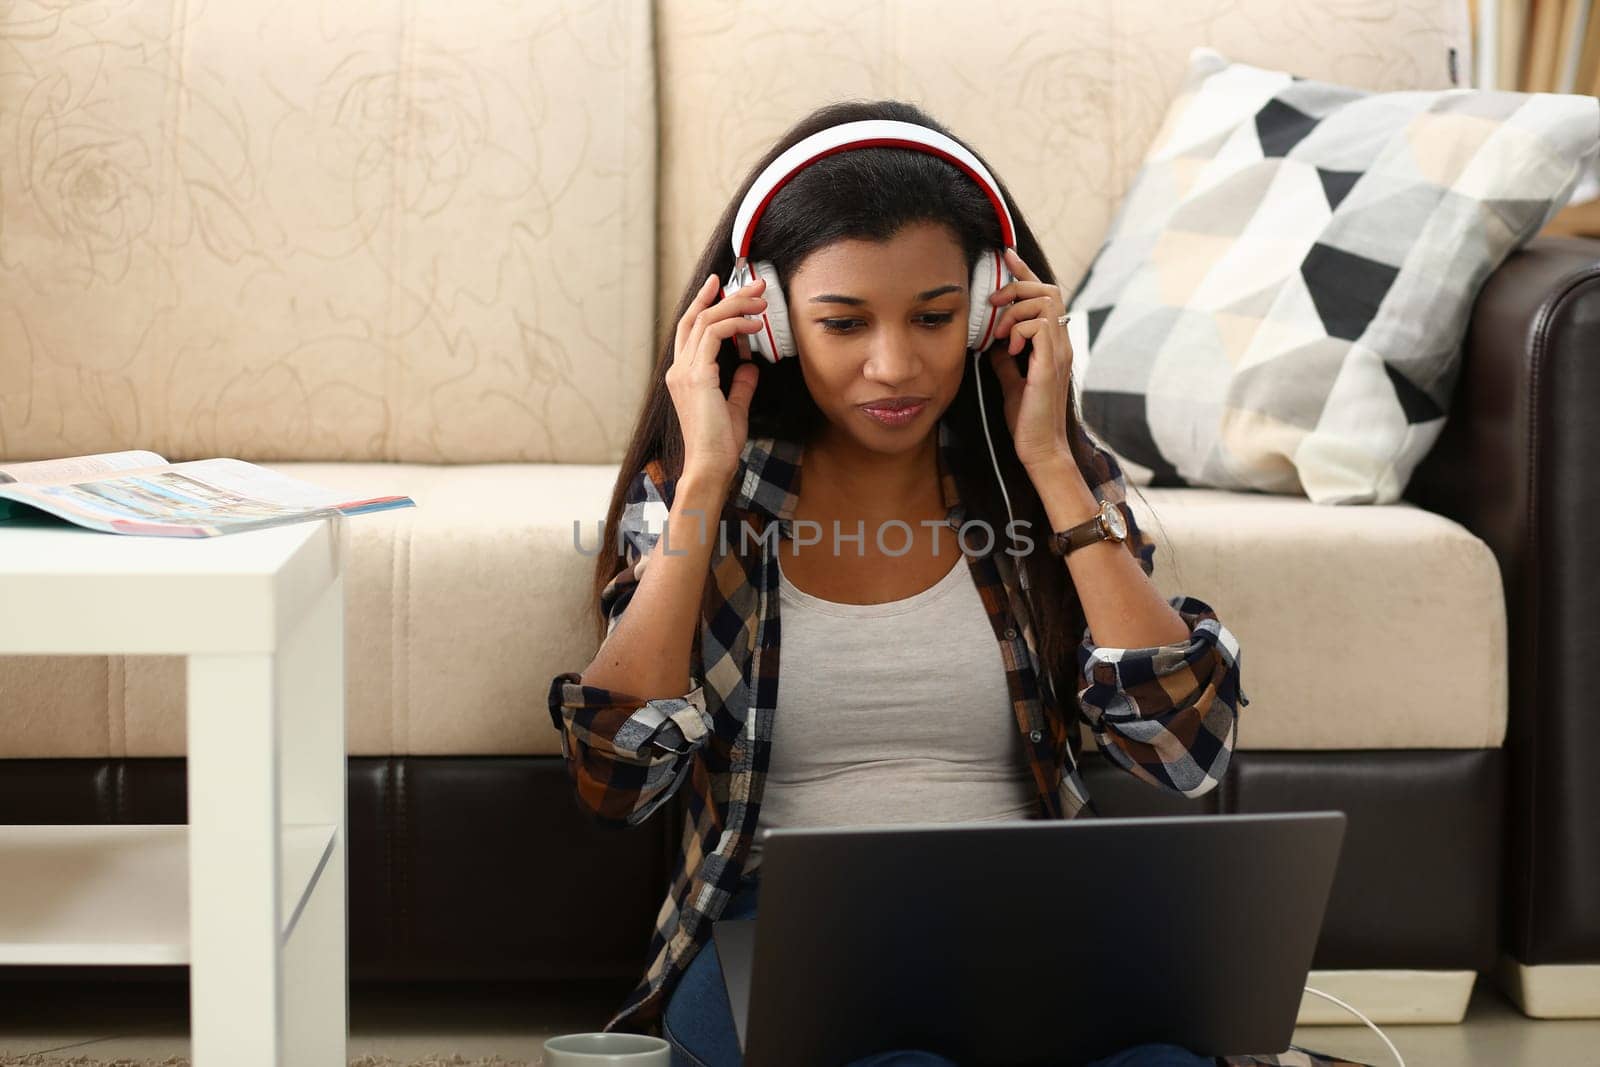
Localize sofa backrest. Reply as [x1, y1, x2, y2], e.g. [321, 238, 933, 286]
[656, 0, 1473, 359]
[0, 0, 1470, 465]
[0, 1, 656, 464]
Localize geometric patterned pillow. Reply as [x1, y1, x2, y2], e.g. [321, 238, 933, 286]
[1066, 46, 1600, 504]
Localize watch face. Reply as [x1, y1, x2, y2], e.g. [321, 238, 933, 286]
[1102, 501, 1128, 540]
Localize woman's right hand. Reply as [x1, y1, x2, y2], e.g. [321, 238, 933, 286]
[668, 271, 768, 482]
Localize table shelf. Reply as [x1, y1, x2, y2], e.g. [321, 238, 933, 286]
[0, 823, 337, 965]
[1, 518, 349, 1064]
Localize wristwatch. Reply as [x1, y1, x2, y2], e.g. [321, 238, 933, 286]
[1047, 499, 1129, 557]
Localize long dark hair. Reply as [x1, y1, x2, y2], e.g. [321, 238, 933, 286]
[593, 98, 1101, 696]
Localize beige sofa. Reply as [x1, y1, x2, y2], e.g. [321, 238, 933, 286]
[5, 0, 1595, 1027]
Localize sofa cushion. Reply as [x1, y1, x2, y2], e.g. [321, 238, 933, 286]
[0, 466, 1505, 760]
[0, 2, 656, 465]
[1123, 486, 1506, 750]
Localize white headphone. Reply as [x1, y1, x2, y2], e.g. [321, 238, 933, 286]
[721, 118, 1018, 362]
[720, 118, 1041, 604]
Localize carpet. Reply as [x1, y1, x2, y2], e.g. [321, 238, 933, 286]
[0, 1056, 538, 1066]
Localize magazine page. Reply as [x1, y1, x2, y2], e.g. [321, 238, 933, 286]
[0, 450, 169, 485]
[171, 459, 412, 515]
[0, 457, 414, 537]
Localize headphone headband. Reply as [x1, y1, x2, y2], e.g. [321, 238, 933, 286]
[729, 119, 1017, 258]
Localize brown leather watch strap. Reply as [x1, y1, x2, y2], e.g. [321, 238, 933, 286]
[1047, 500, 1128, 556]
[1047, 511, 1107, 556]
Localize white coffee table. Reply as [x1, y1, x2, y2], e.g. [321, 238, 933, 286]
[0, 516, 349, 1067]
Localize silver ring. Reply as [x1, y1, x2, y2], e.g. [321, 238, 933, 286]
[1055, 313, 1071, 326]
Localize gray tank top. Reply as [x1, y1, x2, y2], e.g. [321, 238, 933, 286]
[746, 549, 1038, 871]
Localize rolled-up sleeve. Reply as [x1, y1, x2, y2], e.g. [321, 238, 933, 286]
[547, 673, 712, 825]
[545, 463, 711, 826]
[1076, 596, 1246, 799]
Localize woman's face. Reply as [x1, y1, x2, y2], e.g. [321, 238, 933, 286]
[786, 221, 970, 456]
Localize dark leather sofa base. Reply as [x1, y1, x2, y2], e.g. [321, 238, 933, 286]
[0, 749, 1500, 985]
[1403, 236, 1600, 964]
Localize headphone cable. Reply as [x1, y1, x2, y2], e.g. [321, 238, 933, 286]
[1301, 985, 1405, 1067]
[971, 348, 1029, 597]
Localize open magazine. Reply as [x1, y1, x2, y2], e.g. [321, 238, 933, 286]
[0, 450, 415, 538]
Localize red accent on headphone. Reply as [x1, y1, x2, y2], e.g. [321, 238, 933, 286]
[734, 137, 1017, 258]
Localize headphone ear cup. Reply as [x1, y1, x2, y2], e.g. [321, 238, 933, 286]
[967, 248, 1014, 353]
[725, 259, 784, 363]
[747, 260, 792, 362]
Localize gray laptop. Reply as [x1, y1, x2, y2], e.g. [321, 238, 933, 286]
[712, 812, 1345, 1066]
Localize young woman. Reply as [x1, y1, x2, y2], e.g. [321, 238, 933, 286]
[548, 99, 1289, 1067]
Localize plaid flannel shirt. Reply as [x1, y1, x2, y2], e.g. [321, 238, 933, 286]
[548, 419, 1359, 1067]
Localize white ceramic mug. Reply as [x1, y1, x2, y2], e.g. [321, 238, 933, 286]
[542, 1031, 671, 1065]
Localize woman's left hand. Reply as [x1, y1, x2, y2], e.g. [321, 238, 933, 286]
[985, 246, 1075, 474]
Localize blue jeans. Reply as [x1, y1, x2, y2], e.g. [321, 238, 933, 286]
[660, 871, 1216, 1067]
